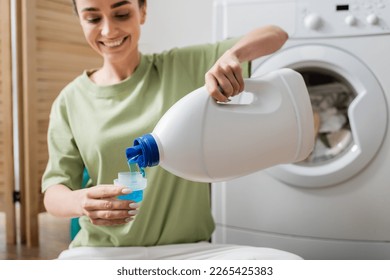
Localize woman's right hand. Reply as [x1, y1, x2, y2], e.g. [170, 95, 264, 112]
[44, 184, 139, 226]
[78, 185, 139, 226]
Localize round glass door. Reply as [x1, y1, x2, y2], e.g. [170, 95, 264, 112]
[251, 45, 388, 187]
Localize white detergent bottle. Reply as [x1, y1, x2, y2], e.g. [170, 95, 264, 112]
[126, 68, 314, 182]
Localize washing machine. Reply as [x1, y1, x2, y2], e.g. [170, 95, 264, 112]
[212, 0, 390, 259]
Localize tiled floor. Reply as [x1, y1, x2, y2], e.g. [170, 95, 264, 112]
[0, 209, 70, 260]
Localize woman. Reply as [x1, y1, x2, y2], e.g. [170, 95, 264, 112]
[42, 0, 299, 259]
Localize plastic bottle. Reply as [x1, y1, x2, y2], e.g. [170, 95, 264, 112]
[126, 68, 314, 182]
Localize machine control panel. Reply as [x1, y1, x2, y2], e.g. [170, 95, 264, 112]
[297, 0, 390, 37]
[213, 0, 390, 41]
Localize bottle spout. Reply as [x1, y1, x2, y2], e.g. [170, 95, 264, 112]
[126, 145, 142, 161]
[126, 145, 146, 170]
[125, 134, 160, 168]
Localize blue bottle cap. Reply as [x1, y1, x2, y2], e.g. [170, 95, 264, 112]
[126, 133, 160, 168]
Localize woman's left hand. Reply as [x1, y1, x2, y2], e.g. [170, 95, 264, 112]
[205, 50, 245, 102]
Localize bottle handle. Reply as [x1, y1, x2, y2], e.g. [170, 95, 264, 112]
[244, 68, 306, 112]
[219, 75, 283, 114]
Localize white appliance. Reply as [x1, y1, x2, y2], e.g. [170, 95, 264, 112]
[212, 0, 390, 259]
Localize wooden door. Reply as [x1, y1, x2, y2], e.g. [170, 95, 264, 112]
[0, 0, 16, 244]
[20, 0, 101, 246]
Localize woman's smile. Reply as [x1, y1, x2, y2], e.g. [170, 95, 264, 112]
[100, 36, 129, 48]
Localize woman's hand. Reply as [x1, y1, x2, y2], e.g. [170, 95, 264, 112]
[205, 50, 244, 103]
[79, 185, 139, 226]
[205, 25, 288, 103]
[44, 184, 139, 226]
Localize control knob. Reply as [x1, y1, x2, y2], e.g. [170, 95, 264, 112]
[345, 15, 357, 26]
[304, 13, 323, 30]
[366, 14, 379, 25]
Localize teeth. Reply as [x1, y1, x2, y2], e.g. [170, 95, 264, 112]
[104, 38, 125, 48]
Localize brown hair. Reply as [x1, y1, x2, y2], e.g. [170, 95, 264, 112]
[71, 0, 146, 15]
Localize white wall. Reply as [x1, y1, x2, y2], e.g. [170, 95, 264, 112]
[139, 0, 214, 53]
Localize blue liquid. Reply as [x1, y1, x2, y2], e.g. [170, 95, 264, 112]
[117, 157, 146, 202]
[118, 189, 144, 202]
[127, 158, 145, 177]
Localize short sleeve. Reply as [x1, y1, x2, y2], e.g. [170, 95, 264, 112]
[41, 94, 84, 192]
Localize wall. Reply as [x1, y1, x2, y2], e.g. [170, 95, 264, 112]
[139, 0, 214, 53]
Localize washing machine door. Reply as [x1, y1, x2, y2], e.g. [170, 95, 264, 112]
[251, 45, 388, 187]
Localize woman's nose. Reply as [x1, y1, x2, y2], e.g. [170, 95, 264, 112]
[101, 19, 118, 37]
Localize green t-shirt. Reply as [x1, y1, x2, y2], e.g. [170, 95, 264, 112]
[42, 39, 249, 248]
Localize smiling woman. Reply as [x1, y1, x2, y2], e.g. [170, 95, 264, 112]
[41, 0, 296, 260]
[71, 0, 147, 85]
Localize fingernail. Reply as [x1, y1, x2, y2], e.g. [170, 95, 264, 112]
[129, 203, 140, 209]
[125, 217, 134, 223]
[121, 188, 132, 194]
[128, 210, 138, 215]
